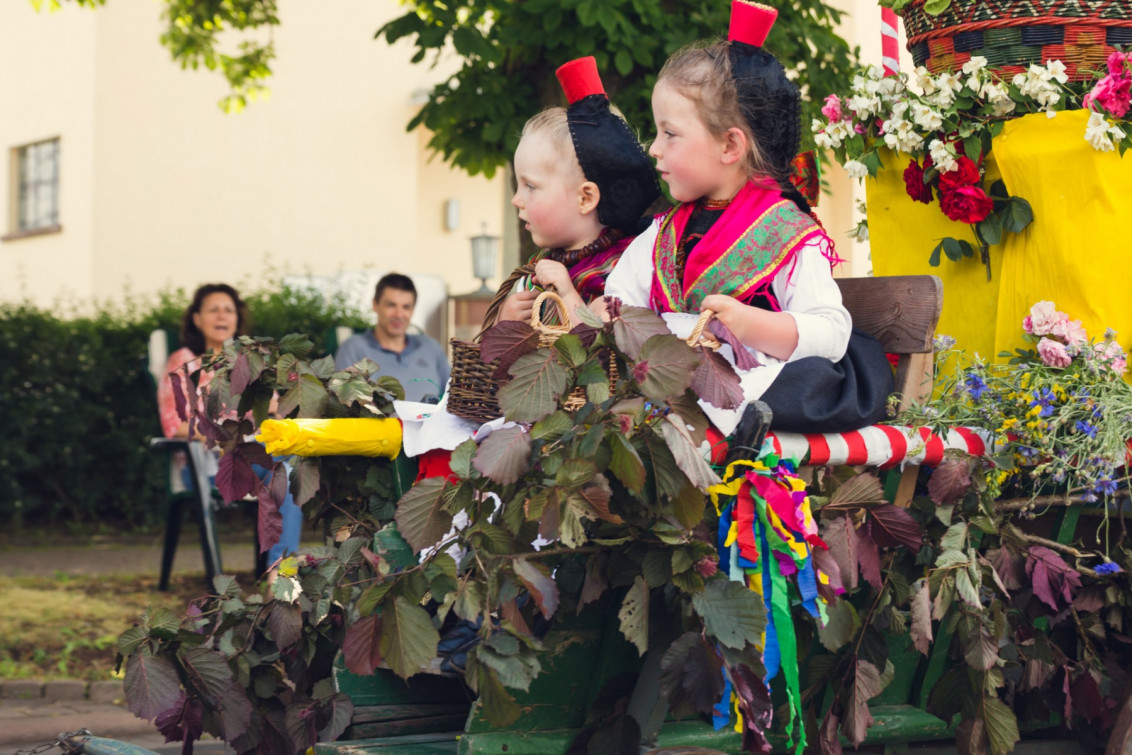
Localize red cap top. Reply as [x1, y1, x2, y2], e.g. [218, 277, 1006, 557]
[556, 56, 606, 105]
[728, 1, 777, 46]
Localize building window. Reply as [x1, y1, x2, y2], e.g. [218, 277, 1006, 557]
[11, 138, 60, 235]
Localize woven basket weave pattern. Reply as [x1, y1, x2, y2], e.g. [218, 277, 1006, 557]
[901, 0, 1132, 82]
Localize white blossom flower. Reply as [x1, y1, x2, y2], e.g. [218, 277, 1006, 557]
[848, 94, 882, 119]
[1046, 60, 1069, 84]
[911, 103, 944, 131]
[936, 71, 964, 93]
[929, 139, 958, 172]
[827, 120, 854, 143]
[992, 97, 1017, 117]
[913, 67, 938, 96]
[843, 159, 870, 180]
[961, 56, 989, 75]
[1085, 111, 1116, 151]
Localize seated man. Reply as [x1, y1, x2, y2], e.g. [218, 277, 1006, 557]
[335, 273, 450, 403]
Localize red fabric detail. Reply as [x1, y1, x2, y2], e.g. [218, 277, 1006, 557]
[769, 432, 782, 457]
[918, 427, 945, 467]
[728, 0, 777, 46]
[804, 433, 830, 466]
[806, 534, 829, 551]
[735, 482, 760, 563]
[876, 425, 909, 470]
[954, 427, 986, 458]
[705, 426, 729, 466]
[885, 352, 900, 369]
[842, 430, 868, 466]
[415, 449, 454, 483]
[556, 56, 605, 104]
[755, 474, 803, 533]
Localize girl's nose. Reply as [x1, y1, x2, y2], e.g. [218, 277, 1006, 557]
[648, 141, 660, 158]
[510, 192, 521, 208]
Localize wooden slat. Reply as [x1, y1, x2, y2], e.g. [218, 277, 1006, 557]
[837, 275, 942, 354]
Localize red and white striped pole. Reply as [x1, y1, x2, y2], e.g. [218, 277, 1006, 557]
[881, 7, 900, 76]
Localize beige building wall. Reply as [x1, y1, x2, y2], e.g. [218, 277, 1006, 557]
[1, 0, 504, 309]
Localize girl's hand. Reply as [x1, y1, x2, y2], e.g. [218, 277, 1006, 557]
[701, 294, 739, 319]
[533, 260, 572, 294]
[499, 290, 539, 322]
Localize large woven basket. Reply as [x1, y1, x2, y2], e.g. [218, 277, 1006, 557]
[901, 0, 1132, 82]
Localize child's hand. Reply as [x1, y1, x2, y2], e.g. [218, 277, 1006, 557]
[701, 294, 739, 319]
[533, 260, 573, 294]
[499, 290, 540, 322]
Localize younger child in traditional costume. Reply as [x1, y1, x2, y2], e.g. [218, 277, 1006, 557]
[495, 55, 660, 327]
[604, 1, 892, 437]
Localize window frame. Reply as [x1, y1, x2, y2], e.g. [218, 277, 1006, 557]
[3, 137, 62, 242]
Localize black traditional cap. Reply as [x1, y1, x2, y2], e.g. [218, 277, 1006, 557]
[556, 57, 660, 232]
[727, 2, 801, 181]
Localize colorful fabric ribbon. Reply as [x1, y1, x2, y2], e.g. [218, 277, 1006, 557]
[707, 441, 829, 754]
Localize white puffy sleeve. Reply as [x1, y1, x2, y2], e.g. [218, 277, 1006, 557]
[604, 219, 660, 308]
[772, 237, 852, 362]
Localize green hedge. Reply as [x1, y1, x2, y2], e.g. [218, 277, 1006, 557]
[0, 285, 368, 530]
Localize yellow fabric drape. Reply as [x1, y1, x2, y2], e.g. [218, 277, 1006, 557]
[256, 418, 402, 458]
[991, 109, 1132, 359]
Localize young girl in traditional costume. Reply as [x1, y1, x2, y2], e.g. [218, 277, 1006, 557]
[494, 55, 660, 326]
[604, 1, 891, 437]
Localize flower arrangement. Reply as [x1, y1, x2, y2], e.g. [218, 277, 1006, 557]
[813, 53, 1132, 277]
[906, 301, 1131, 509]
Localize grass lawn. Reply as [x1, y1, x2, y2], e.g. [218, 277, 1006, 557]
[0, 572, 251, 682]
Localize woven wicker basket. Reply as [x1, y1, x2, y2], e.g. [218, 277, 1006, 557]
[901, 0, 1132, 82]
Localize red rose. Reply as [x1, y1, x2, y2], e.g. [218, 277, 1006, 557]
[940, 185, 993, 224]
[938, 155, 981, 194]
[902, 159, 933, 204]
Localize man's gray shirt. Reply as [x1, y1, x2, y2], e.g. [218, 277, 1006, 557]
[334, 330, 450, 403]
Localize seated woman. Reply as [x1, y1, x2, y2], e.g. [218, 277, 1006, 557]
[156, 283, 301, 567]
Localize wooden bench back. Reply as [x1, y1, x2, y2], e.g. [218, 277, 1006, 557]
[835, 275, 942, 412]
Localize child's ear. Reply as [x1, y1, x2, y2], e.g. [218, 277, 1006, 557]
[720, 127, 748, 166]
[578, 181, 601, 215]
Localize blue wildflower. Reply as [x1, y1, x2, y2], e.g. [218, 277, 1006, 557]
[1093, 476, 1119, 497]
[1075, 420, 1098, 439]
[1095, 562, 1123, 576]
[933, 334, 957, 352]
[1030, 388, 1055, 418]
[965, 372, 988, 399]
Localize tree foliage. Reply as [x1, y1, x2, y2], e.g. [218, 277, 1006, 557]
[41, 0, 857, 173]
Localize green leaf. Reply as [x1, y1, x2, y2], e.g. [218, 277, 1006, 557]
[454, 580, 485, 623]
[942, 237, 963, 262]
[962, 135, 982, 162]
[448, 438, 478, 480]
[691, 578, 767, 650]
[670, 481, 706, 529]
[473, 426, 532, 485]
[268, 603, 303, 651]
[860, 149, 883, 177]
[180, 647, 233, 703]
[929, 239, 944, 267]
[618, 576, 649, 656]
[636, 335, 699, 402]
[553, 334, 587, 368]
[393, 478, 453, 554]
[1003, 197, 1034, 233]
[817, 598, 859, 652]
[982, 696, 1021, 755]
[829, 473, 885, 508]
[380, 596, 440, 679]
[278, 333, 314, 358]
[531, 411, 571, 441]
[469, 661, 521, 727]
[497, 350, 568, 423]
[118, 625, 148, 658]
[123, 655, 183, 725]
[979, 212, 1003, 246]
[614, 48, 633, 76]
[940, 522, 969, 551]
[608, 431, 646, 493]
[373, 524, 416, 569]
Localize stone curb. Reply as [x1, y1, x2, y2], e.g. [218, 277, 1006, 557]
[0, 678, 124, 703]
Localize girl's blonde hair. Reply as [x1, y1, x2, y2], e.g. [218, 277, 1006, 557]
[657, 41, 785, 187]
[520, 108, 584, 180]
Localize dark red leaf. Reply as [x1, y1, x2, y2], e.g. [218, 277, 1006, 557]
[154, 692, 203, 744]
[214, 680, 254, 743]
[538, 490, 560, 542]
[479, 321, 538, 375]
[216, 451, 258, 502]
[291, 457, 320, 508]
[500, 599, 533, 637]
[237, 441, 274, 470]
[730, 662, 773, 752]
[691, 347, 744, 409]
[708, 319, 760, 370]
[170, 371, 189, 422]
[570, 322, 599, 348]
[257, 483, 283, 557]
[612, 305, 671, 359]
[342, 614, 383, 675]
[869, 504, 923, 552]
[857, 523, 882, 591]
[988, 547, 1024, 591]
[821, 514, 859, 591]
[473, 426, 532, 485]
[513, 559, 559, 619]
[658, 631, 725, 718]
[1026, 545, 1082, 611]
[578, 552, 609, 612]
[194, 412, 231, 443]
[230, 352, 251, 395]
[928, 458, 973, 504]
[1070, 669, 1106, 727]
[268, 602, 303, 651]
[845, 658, 887, 746]
[818, 708, 844, 755]
[1073, 585, 1106, 613]
[811, 545, 845, 600]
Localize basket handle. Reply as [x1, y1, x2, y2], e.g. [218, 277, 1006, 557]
[530, 290, 572, 334]
[687, 309, 722, 350]
[474, 262, 537, 342]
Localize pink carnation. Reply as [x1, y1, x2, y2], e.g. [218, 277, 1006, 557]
[822, 94, 845, 122]
[1023, 301, 1064, 337]
[1095, 340, 1128, 375]
[1037, 337, 1072, 368]
[1107, 51, 1131, 77]
[1051, 318, 1088, 348]
[1083, 73, 1132, 118]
